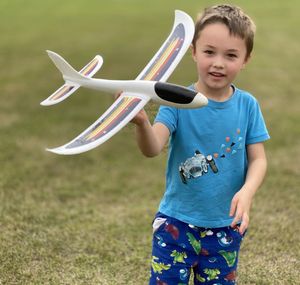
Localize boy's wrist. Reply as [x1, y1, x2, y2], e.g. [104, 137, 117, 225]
[135, 118, 151, 128]
[240, 185, 256, 199]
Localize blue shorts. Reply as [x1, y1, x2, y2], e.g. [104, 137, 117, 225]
[149, 213, 246, 285]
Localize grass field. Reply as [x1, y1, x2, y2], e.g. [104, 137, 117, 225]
[0, 0, 299, 284]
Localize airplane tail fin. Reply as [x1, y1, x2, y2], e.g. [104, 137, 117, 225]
[47, 50, 87, 83]
[41, 51, 103, 106]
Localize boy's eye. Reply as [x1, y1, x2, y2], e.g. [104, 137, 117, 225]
[204, 50, 214, 55]
[227, 53, 238, 58]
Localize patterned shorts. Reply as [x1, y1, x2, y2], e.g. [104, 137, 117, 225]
[149, 213, 245, 285]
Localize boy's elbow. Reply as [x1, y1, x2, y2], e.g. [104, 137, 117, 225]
[138, 138, 165, 158]
[141, 148, 160, 158]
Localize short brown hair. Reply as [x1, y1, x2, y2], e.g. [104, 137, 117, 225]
[192, 4, 256, 59]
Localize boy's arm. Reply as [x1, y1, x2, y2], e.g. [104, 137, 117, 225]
[230, 142, 268, 234]
[132, 109, 170, 157]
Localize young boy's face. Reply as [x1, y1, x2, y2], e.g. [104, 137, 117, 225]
[192, 22, 249, 96]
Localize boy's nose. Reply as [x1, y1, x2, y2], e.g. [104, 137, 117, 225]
[212, 57, 225, 69]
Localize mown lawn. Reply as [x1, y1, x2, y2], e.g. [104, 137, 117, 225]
[0, 0, 299, 284]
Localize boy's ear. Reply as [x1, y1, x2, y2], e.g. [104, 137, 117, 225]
[191, 44, 197, 62]
[242, 53, 252, 69]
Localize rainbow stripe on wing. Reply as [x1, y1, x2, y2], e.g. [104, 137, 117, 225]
[139, 23, 185, 81]
[49, 85, 76, 101]
[66, 96, 142, 148]
[80, 57, 100, 76]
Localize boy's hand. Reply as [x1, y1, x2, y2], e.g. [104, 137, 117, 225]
[130, 108, 149, 126]
[229, 188, 253, 234]
[230, 143, 267, 235]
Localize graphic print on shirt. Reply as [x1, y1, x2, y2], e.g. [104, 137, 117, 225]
[179, 150, 218, 184]
[214, 128, 244, 159]
[178, 128, 244, 184]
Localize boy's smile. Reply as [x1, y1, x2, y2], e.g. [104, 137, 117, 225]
[192, 23, 249, 101]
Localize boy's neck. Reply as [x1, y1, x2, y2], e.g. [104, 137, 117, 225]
[194, 82, 234, 102]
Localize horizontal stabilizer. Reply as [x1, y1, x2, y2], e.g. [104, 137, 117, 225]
[40, 51, 103, 105]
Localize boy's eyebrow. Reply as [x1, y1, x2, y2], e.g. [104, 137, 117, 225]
[204, 45, 216, 49]
[227, 48, 239, 52]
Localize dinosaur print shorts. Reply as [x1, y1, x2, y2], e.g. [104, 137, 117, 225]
[149, 213, 246, 285]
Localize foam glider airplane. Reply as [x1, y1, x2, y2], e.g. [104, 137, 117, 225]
[41, 10, 208, 155]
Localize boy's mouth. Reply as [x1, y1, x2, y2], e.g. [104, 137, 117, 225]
[209, 71, 225, 78]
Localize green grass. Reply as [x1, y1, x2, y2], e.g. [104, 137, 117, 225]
[0, 0, 299, 284]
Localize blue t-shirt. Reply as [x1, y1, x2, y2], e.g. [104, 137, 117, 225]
[154, 85, 270, 228]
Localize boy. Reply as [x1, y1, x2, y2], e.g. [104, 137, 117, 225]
[132, 4, 269, 284]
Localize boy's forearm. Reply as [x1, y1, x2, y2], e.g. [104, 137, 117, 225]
[242, 158, 267, 197]
[242, 143, 268, 197]
[135, 121, 167, 157]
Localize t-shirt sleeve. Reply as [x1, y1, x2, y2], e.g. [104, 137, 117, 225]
[154, 106, 178, 134]
[246, 99, 270, 145]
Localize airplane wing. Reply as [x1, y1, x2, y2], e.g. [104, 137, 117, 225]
[48, 94, 149, 155]
[47, 10, 194, 155]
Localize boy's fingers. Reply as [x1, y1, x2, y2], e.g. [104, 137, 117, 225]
[239, 214, 249, 234]
[114, 91, 123, 99]
[229, 198, 238, 217]
[239, 223, 247, 235]
[231, 210, 242, 227]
